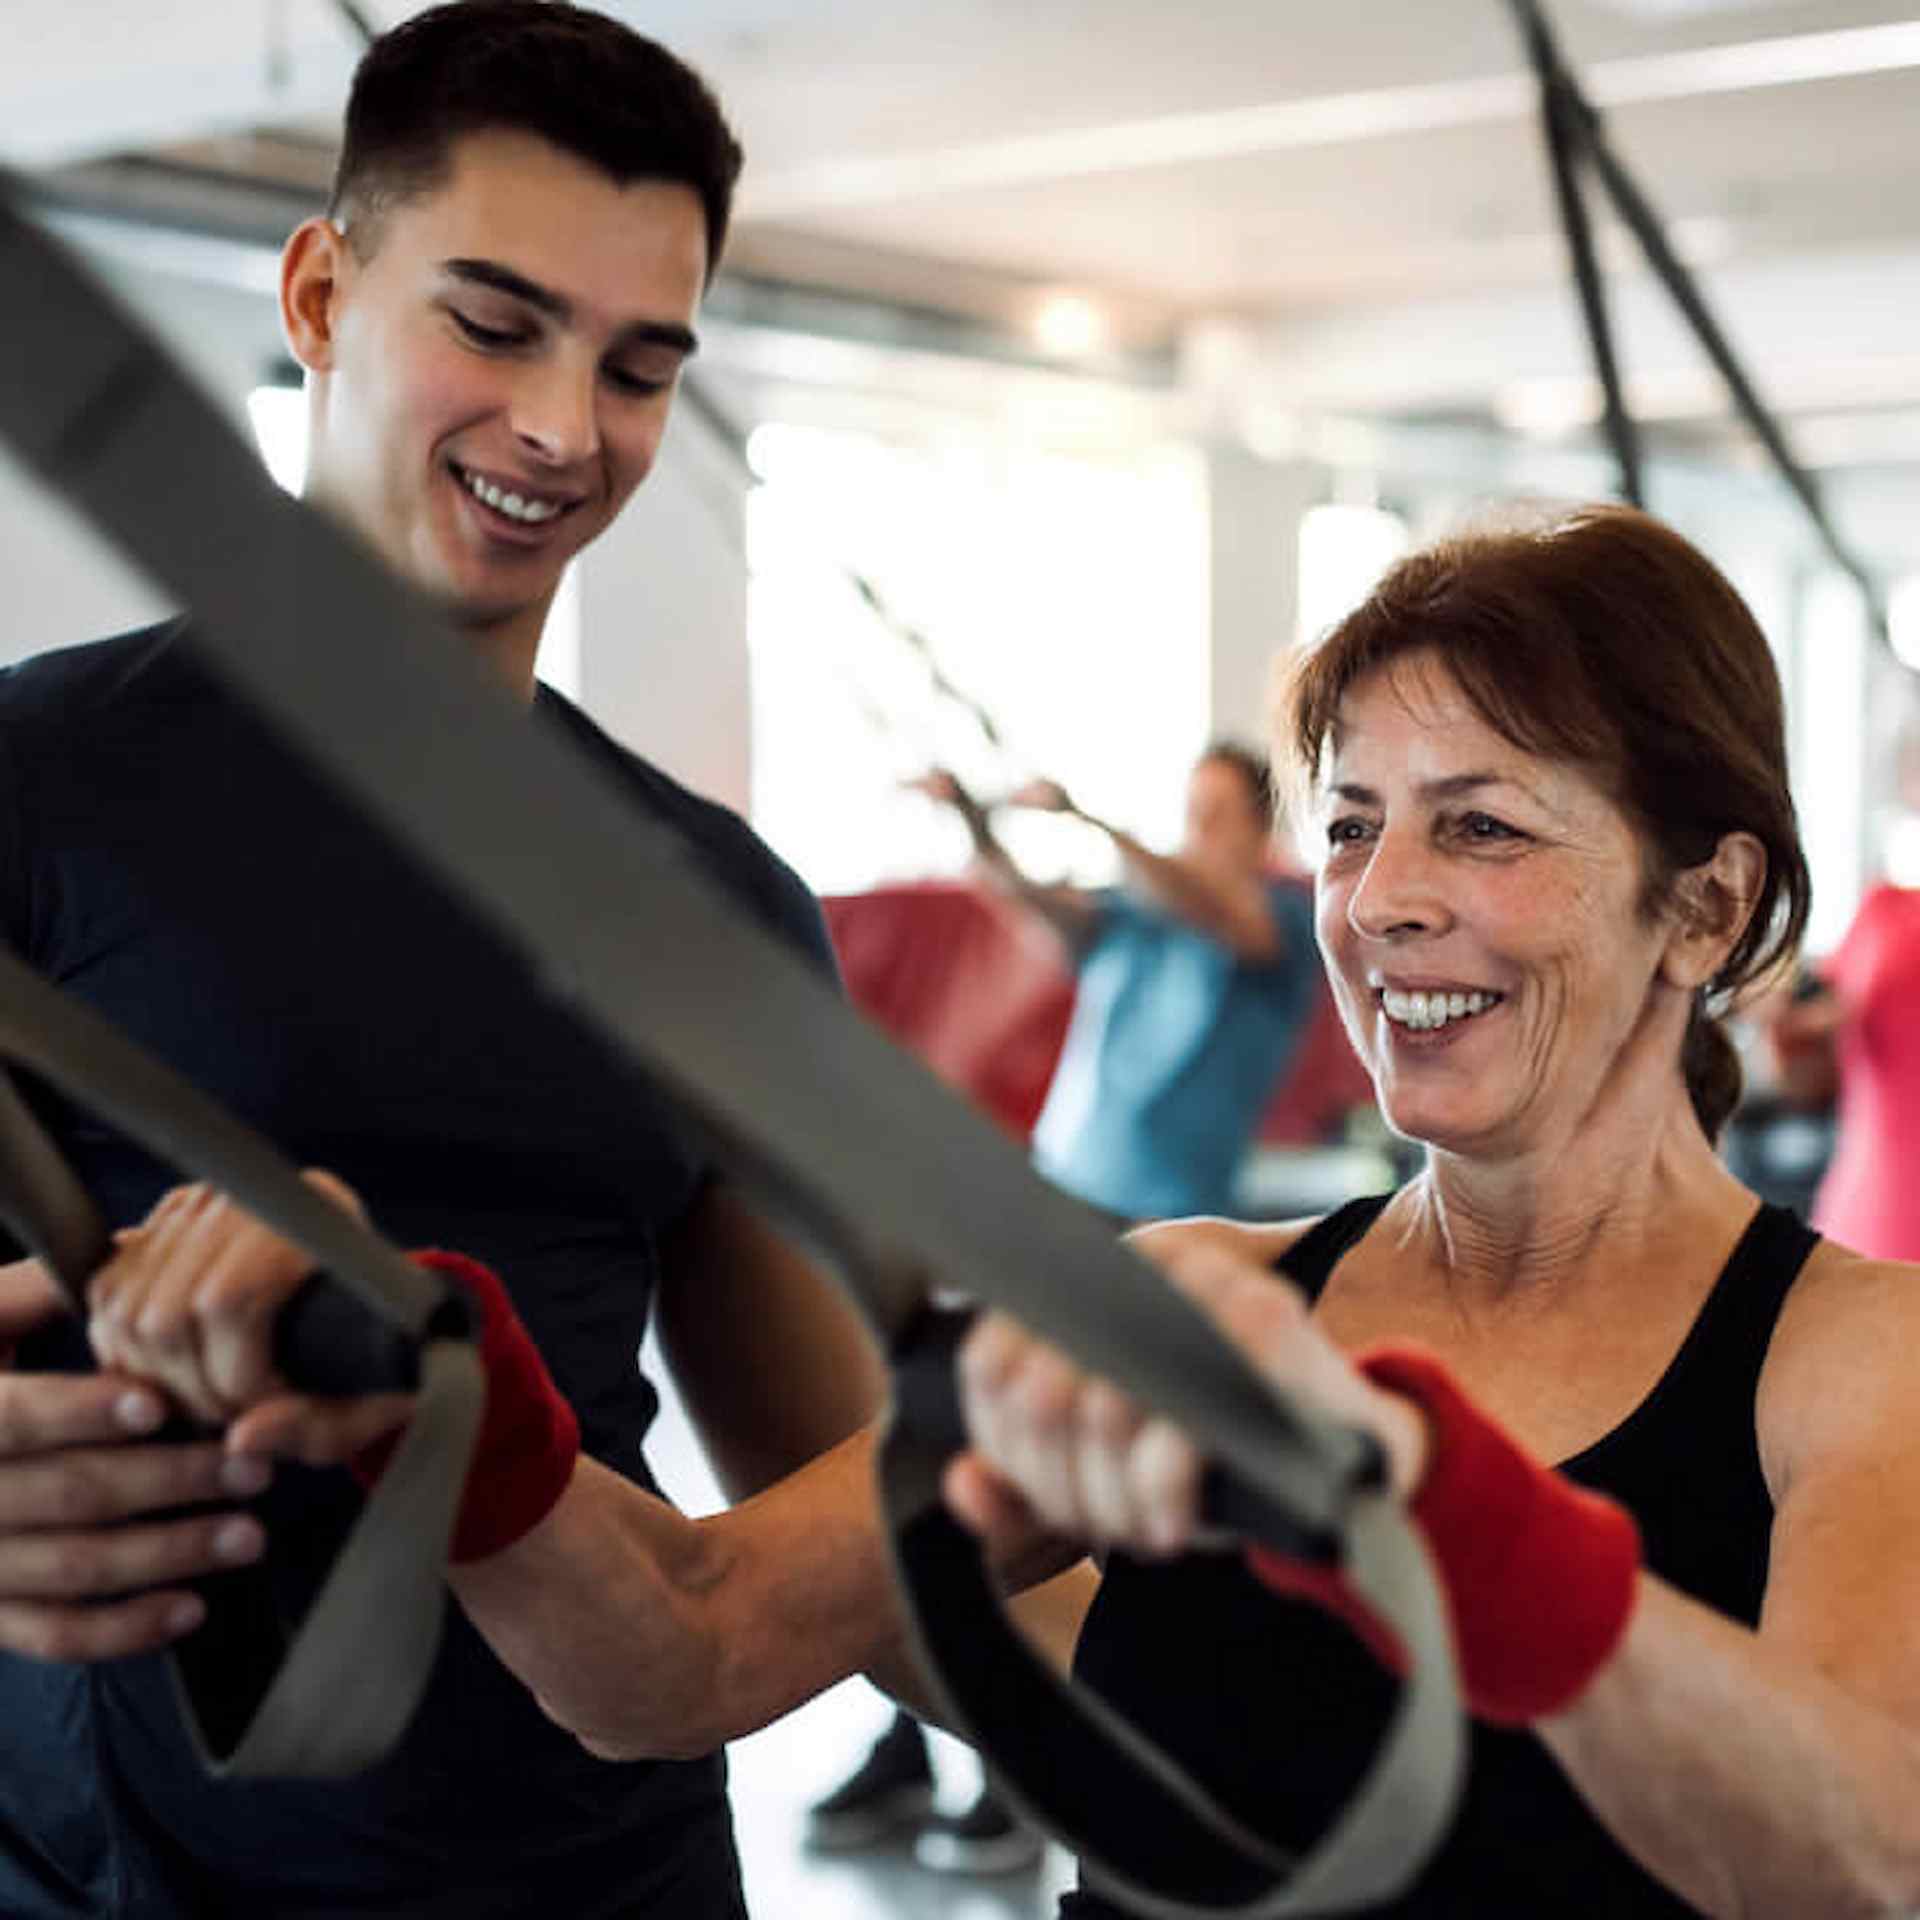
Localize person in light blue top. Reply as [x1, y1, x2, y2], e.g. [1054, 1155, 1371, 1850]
[921, 743, 1319, 1222]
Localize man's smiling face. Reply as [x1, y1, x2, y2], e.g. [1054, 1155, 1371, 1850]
[289, 127, 707, 652]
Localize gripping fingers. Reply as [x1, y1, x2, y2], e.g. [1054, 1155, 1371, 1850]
[0, 1504, 264, 1602]
[226, 1390, 415, 1467]
[88, 1180, 335, 1421]
[0, 1438, 269, 1533]
[961, 1314, 1087, 1534]
[0, 1370, 169, 1457]
[1125, 1417, 1203, 1555]
[89, 1182, 227, 1416]
[0, 1587, 210, 1664]
[1072, 1376, 1153, 1545]
[0, 1590, 208, 1663]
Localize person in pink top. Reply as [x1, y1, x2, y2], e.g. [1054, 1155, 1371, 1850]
[1771, 882, 1920, 1258]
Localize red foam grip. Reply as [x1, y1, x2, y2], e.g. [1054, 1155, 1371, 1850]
[1246, 1342, 1640, 1725]
[353, 1250, 580, 1563]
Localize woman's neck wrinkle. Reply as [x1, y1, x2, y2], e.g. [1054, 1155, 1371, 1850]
[1404, 1127, 1701, 1309]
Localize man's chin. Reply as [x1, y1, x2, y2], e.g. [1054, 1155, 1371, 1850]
[435, 588, 534, 633]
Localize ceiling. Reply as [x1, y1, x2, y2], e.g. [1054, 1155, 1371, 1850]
[9, 0, 1920, 487]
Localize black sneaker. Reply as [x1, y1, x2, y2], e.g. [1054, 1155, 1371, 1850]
[912, 1787, 1044, 1875]
[803, 1714, 936, 1851]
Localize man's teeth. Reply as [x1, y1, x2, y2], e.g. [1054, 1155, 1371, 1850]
[1381, 988, 1498, 1032]
[460, 468, 563, 524]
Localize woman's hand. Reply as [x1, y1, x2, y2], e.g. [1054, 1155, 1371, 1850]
[944, 1233, 1429, 1562]
[85, 1173, 414, 1464]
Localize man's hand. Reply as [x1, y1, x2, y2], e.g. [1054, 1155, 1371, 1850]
[0, 1256, 271, 1661]
[85, 1175, 414, 1467]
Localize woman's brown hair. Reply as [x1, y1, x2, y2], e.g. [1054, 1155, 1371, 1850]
[1283, 504, 1810, 1142]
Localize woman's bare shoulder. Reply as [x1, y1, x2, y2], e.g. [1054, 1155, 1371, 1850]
[1758, 1235, 1920, 1496]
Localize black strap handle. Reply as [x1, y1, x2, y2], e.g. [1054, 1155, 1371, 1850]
[0, 948, 481, 1778]
[881, 1302, 1461, 1918]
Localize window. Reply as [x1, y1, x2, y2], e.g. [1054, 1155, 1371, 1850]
[746, 421, 1209, 895]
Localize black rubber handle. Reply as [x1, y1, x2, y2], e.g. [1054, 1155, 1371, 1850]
[272, 1272, 422, 1395]
[1198, 1454, 1372, 1564]
[892, 1301, 1383, 1565]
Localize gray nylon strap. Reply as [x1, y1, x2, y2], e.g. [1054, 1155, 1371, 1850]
[0, 182, 1465, 1903]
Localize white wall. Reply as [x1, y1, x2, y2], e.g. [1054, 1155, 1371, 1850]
[1205, 446, 1316, 749]
[0, 239, 282, 663]
[0, 441, 171, 663]
[573, 407, 752, 810]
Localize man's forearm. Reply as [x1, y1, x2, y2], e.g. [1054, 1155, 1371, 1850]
[449, 1432, 911, 1761]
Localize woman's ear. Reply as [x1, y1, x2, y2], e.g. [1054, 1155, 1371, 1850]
[1659, 831, 1767, 990]
[280, 218, 350, 373]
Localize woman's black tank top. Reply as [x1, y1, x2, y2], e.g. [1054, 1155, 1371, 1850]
[1061, 1197, 1818, 1918]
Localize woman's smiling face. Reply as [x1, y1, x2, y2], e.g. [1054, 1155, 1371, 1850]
[1315, 650, 1679, 1160]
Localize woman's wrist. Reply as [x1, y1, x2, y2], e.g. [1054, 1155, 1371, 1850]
[1364, 1380, 1432, 1500]
[1247, 1343, 1641, 1725]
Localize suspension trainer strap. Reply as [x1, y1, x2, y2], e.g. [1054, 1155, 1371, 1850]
[0, 183, 1462, 1907]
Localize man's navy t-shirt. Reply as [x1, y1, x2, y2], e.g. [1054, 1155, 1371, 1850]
[0, 625, 834, 1918]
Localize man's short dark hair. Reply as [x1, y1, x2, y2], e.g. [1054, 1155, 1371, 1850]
[328, 1, 743, 276]
[1199, 739, 1277, 834]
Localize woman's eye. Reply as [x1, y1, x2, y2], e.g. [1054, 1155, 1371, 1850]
[1326, 816, 1374, 848]
[451, 311, 527, 349]
[1458, 811, 1521, 842]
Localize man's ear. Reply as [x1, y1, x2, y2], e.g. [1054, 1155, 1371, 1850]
[280, 218, 351, 373]
[1659, 830, 1767, 990]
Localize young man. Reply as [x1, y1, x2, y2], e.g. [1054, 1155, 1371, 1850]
[0, 7, 962, 1914]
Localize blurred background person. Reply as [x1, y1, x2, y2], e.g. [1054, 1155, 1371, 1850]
[1764, 712, 1920, 1258]
[918, 743, 1320, 1227]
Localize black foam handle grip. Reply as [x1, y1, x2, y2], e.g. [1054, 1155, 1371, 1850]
[890, 1300, 1384, 1565]
[1199, 1454, 1372, 1564]
[272, 1272, 421, 1396]
[890, 1301, 976, 1459]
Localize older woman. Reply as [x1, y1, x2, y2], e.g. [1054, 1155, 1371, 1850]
[950, 505, 1920, 1917]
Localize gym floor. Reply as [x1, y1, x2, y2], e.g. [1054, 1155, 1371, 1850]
[730, 1685, 1074, 1918]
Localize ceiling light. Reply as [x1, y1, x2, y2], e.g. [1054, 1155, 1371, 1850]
[1031, 294, 1109, 360]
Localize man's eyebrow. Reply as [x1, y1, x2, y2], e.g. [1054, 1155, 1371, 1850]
[441, 258, 699, 358]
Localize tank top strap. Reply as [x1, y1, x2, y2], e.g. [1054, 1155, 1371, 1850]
[1273, 1194, 1393, 1303]
[1658, 1201, 1820, 1398]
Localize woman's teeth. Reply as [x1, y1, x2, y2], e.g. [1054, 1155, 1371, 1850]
[460, 468, 563, 524]
[1381, 987, 1499, 1032]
